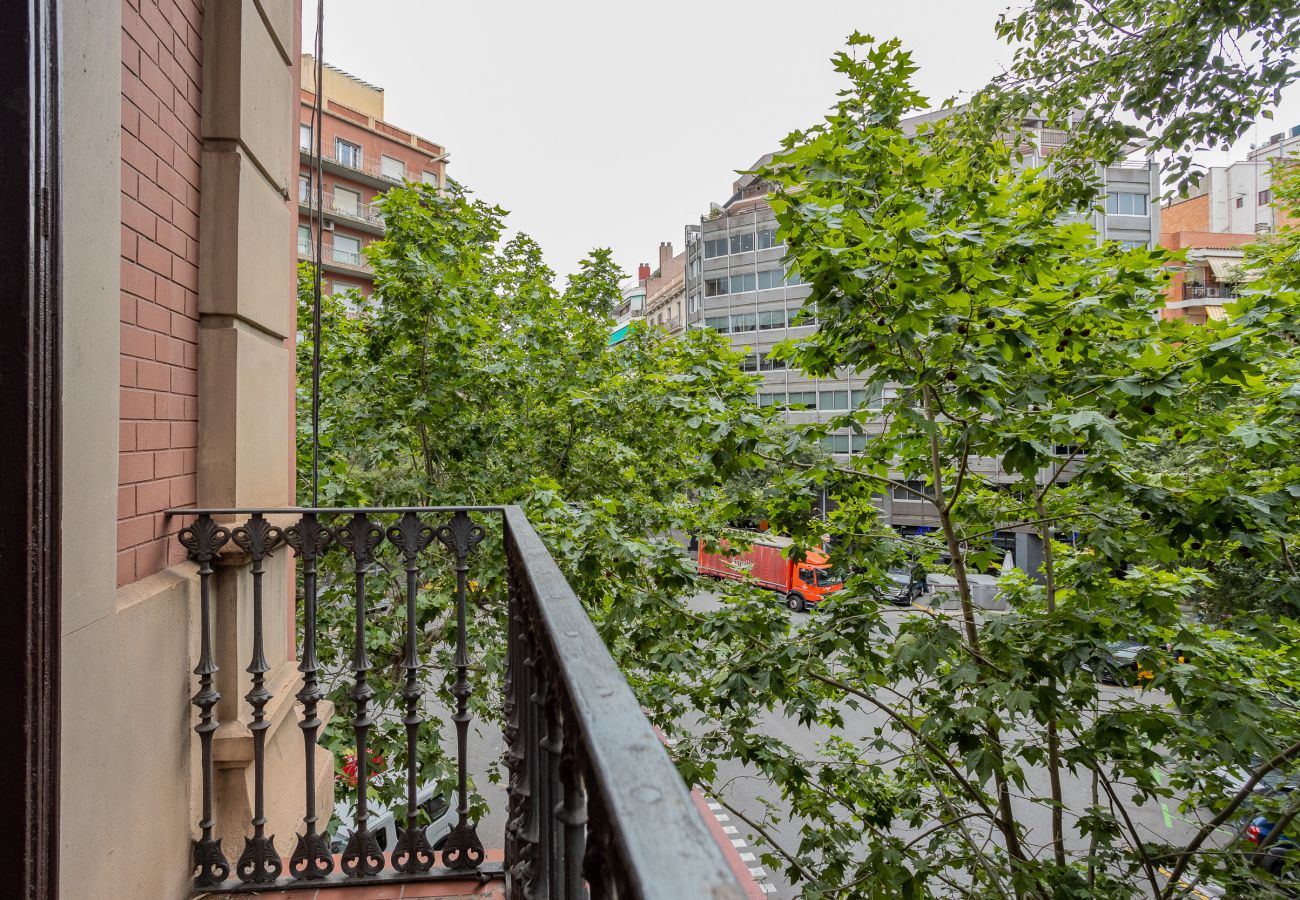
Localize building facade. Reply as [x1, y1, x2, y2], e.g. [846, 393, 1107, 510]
[298, 55, 449, 296]
[644, 242, 687, 334]
[1158, 127, 1299, 322]
[63, 1, 315, 896]
[683, 138, 1159, 529]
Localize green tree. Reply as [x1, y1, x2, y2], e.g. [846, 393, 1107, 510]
[992, 0, 1300, 193]
[662, 35, 1300, 897]
[296, 180, 800, 827]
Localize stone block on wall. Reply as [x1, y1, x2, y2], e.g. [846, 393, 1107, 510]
[197, 322, 293, 508]
[202, 0, 294, 189]
[199, 145, 293, 338]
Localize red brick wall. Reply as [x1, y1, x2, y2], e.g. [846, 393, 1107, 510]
[119, 0, 203, 586]
[1161, 194, 1209, 235]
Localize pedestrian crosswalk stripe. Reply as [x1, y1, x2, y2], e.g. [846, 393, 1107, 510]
[739, 852, 756, 862]
[722, 825, 738, 834]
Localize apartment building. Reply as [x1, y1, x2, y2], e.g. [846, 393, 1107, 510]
[1158, 127, 1299, 322]
[683, 121, 1159, 532]
[644, 242, 687, 334]
[298, 55, 448, 295]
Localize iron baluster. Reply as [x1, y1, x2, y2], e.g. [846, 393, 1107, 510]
[387, 511, 437, 874]
[284, 513, 334, 880]
[503, 568, 529, 893]
[435, 511, 487, 870]
[230, 514, 285, 883]
[179, 514, 233, 888]
[335, 512, 385, 877]
[518, 641, 546, 899]
[541, 675, 565, 898]
[558, 715, 588, 900]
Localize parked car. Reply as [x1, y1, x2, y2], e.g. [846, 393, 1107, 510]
[884, 567, 927, 606]
[1090, 641, 1156, 685]
[1243, 814, 1296, 877]
[330, 781, 455, 855]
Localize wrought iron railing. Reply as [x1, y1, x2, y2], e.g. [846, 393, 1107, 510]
[299, 183, 386, 228]
[170, 505, 743, 898]
[1183, 283, 1238, 300]
[303, 143, 414, 186]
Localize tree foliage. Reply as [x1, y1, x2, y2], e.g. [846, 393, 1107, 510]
[992, 0, 1300, 194]
[297, 27, 1300, 900]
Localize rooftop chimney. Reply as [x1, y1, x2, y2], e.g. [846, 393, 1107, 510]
[659, 241, 673, 270]
[638, 263, 651, 283]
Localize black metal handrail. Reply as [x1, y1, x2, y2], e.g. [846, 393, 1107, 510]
[169, 505, 744, 899]
[1182, 283, 1238, 300]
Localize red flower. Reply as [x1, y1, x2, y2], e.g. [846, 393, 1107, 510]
[336, 748, 385, 788]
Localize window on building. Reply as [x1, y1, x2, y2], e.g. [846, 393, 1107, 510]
[335, 138, 362, 168]
[891, 480, 933, 502]
[333, 233, 362, 264]
[819, 390, 849, 410]
[703, 238, 727, 258]
[759, 308, 786, 330]
[757, 228, 779, 249]
[740, 353, 759, 372]
[787, 391, 817, 409]
[297, 224, 311, 254]
[689, 257, 701, 277]
[299, 124, 312, 151]
[298, 174, 311, 203]
[704, 277, 729, 297]
[758, 391, 784, 407]
[704, 315, 730, 333]
[1260, 189, 1273, 205]
[788, 303, 816, 326]
[381, 155, 406, 180]
[851, 433, 869, 453]
[730, 272, 756, 293]
[688, 293, 699, 313]
[730, 312, 756, 333]
[785, 268, 804, 286]
[757, 267, 784, 290]
[729, 232, 755, 254]
[852, 385, 884, 409]
[822, 434, 851, 454]
[1235, 196, 1245, 208]
[422, 171, 439, 188]
[1117, 239, 1148, 250]
[332, 186, 360, 217]
[1105, 191, 1148, 216]
[758, 352, 786, 371]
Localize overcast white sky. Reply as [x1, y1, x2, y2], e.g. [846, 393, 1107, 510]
[304, 1, 1300, 281]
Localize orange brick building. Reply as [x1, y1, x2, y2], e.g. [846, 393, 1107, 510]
[298, 55, 449, 295]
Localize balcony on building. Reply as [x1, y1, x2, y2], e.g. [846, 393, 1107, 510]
[171, 505, 748, 899]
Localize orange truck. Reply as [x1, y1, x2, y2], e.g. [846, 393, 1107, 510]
[697, 534, 842, 612]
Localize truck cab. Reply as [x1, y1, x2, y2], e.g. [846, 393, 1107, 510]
[787, 552, 842, 612]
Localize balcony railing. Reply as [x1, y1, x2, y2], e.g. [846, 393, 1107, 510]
[1182, 283, 1238, 300]
[170, 505, 743, 898]
[306, 144, 415, 186]
[298, 240, 373, 273]
[299, 183, 386, 228]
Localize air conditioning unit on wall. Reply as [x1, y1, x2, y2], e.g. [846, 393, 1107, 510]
[322, 220, 334, 231]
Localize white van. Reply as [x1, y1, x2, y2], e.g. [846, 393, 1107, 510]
[330, 782, 455, 855]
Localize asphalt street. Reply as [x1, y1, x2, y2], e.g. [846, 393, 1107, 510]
[686, 589, 1210, 899]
